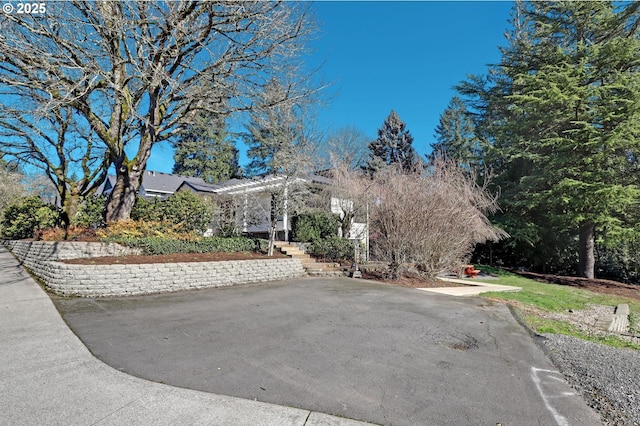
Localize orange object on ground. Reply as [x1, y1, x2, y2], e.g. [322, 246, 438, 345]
[464, 265, 480, 278]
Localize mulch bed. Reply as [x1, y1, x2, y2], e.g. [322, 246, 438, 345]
[513, 270, 640, 301]
[61, 251, 286, 265]
[361, 270, 469, 288]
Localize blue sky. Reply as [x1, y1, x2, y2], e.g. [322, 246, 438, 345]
[147, 1, 515, 173]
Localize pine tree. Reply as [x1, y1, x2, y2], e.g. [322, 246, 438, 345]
[460, 1, 640, 278]
[430, 96, 482, 168]
[173, 113, 241, 183]
[364, 110, 418, 174]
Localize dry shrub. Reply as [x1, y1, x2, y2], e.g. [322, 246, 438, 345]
[335, 158, 508, 279]
[96, 220, 199, 241]
[36, 226, 98, 241]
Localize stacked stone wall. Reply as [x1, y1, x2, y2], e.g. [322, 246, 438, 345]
[2, 241, 305, 297]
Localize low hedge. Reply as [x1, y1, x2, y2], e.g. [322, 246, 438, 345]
[292, 212, 340, 243]
[309, 237, 355, 263]
[104, 236, 263, 255]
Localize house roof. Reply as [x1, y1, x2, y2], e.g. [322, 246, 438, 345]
[178, 179, 245, 194]
[95, 175, 117, 196]
[99, 171, 334, 198]
[178, 173, 334, 196]
[97, 171, 206, 197]
[139, 170, 205, 195]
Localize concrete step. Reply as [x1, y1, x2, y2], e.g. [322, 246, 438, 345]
[598, 304, 630, 334]
[608, 304, 630, 333]
[616, 304, 630, 316]
[609, 315, 629, 333]
[274, 244, 346, 276]
[280, 248, 306, 256]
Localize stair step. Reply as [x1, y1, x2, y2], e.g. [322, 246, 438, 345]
[293, 255, 315, 261]
[275, 244, 346, 275]
[281, 249, 306, 256]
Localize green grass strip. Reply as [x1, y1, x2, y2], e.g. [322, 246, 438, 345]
[475, 265, 640, 350]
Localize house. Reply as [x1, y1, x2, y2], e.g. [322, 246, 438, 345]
[98, 170, 206, 200]
[178, 173, 334, 238]
[98, 170, 365, 242]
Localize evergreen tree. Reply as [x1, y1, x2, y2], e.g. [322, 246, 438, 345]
[430, 96, 482, 168]
[173, 113, 241, 183]
[364, 110, 418, 174]
[243, 79, 312, 250]
[244, 79, 308, 176]
[460, 1, 640, 278]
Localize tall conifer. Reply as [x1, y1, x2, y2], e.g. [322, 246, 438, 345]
[430, 96, 482, 169]
[173, 113, 241, 183]
[364, 110, 418, 174]
[460, 1, 640, 278]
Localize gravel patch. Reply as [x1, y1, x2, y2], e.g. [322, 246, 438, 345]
[511, 303, 640, 425]
[542, 334, 640, 425]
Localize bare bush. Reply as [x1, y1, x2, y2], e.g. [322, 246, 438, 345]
[0, 166, 25, 218]
[336, 159, 507, 279]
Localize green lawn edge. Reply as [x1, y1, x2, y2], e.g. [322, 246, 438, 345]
[473, 265, 640, 350]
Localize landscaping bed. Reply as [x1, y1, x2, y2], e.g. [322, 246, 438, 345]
[512, 270, 640, 301]
[361, 270, 470, 288]
[62, 251, 286, 265]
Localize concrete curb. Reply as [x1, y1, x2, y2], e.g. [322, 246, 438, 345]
[0, 246, 373, 426]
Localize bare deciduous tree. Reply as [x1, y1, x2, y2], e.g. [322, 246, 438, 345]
[324, 157, 373, 239]
[0, 159, 26, 217]
[0, 107, 109, 227]
[244, 78, 316, 254]
[337, 159, 508, 279]
[315, 125, 370, 171]
[0, 1, 318, 222]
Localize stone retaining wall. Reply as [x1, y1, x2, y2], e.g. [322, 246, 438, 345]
[2, 241, 305, 297]
[2, 240, 141, 261]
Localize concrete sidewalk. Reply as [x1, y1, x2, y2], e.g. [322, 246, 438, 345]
[0, 246, 371, 426]
[417, 276, 522, 296]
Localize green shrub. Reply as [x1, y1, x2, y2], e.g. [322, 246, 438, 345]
[131, 196, 164, 222]
[309, 237, 355, 263]
[1, 196, 59, 239]
[292, 212, 340, 242]
[104, 235, 260, 255]
[130, 192, 214, 234]
[73, 195, 106, 228]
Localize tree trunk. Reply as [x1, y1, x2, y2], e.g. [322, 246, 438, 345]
[340, 210, 354, 239]
[105, 165, 143, 222]
[61, 192, 81, 232]
[267, 193, 277, 256]
[389, 250, 400, 280]
[578, 221, 595, 279]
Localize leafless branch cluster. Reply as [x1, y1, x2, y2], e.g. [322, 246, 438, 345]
[0, 166, 26, 217]
[0, 1, 319, 221]
[333, 158, 508, 278]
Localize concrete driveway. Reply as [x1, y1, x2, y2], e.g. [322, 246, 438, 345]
[54, 277, 601, 426]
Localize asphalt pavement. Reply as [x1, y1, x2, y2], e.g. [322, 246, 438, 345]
[52, 274, 602, 425]
[0, 246, 371, 426]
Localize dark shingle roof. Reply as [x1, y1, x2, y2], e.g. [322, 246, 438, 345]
[99, 171, 334, 198]
[139, 170, 205, 195]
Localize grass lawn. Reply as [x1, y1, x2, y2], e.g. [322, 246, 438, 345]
[474, 265, 640, 350]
